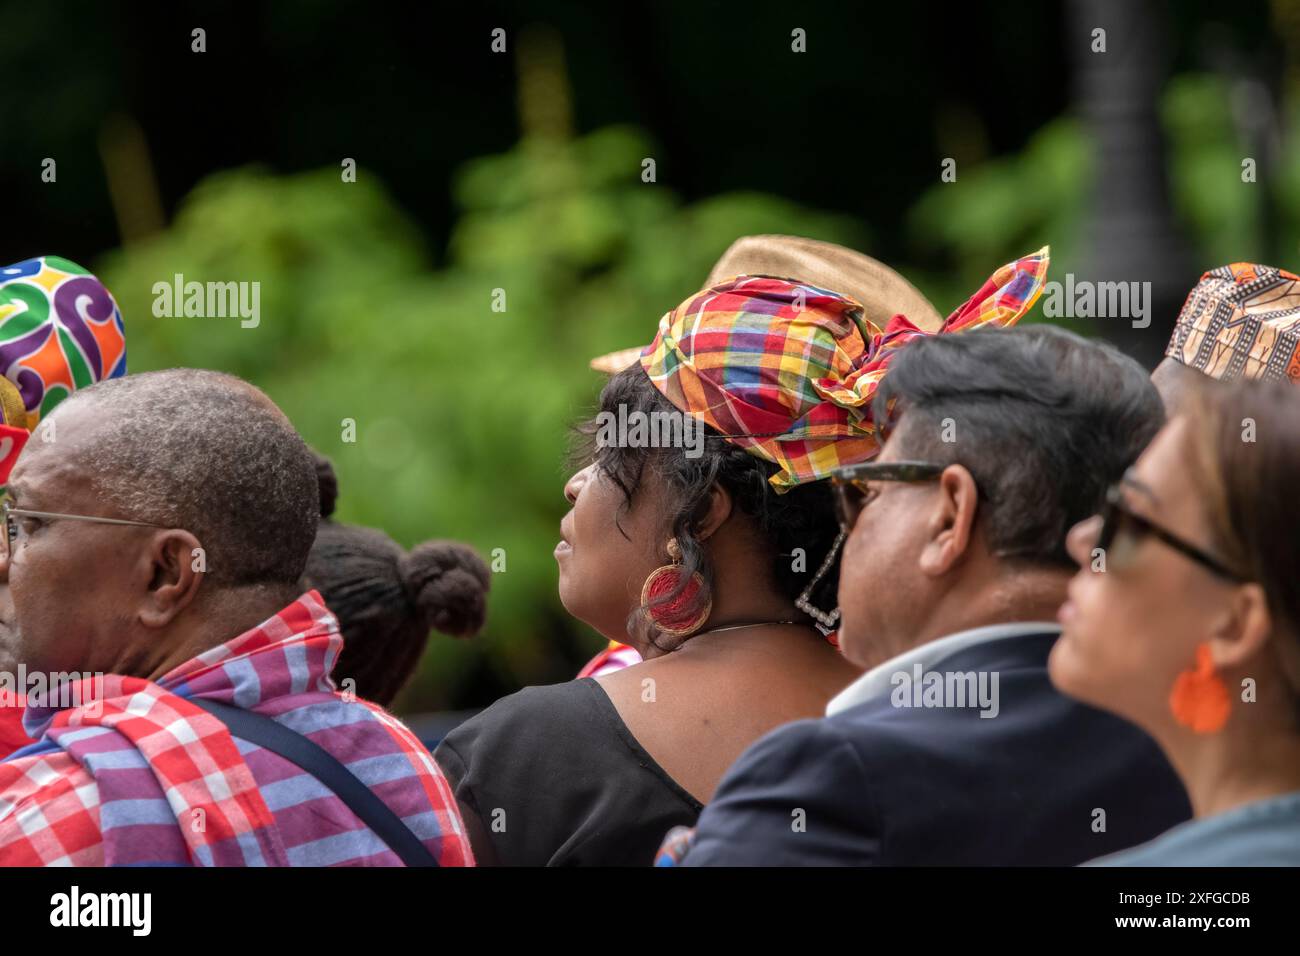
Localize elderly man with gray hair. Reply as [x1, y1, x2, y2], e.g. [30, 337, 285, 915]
[0, 369, 473, 866]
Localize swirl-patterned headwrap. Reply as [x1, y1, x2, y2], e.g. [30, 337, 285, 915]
[639, 247, 1050, 489]
[0, 255, 127, 482]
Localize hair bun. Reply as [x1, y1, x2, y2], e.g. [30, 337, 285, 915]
[311, 450, 339, 518]
[399, 541, 490, 637]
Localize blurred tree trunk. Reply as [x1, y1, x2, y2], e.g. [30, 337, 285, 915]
[1068, 0, 1193, 367]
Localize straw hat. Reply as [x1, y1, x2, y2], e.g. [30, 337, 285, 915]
[589, 235, 941, 373]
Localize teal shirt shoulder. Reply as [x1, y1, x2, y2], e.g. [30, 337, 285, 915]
[1087, 790, 1300, 867]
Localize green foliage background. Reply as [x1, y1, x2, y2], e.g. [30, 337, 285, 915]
[97, 127, 868, 710]
[96, 72, 1299, 712]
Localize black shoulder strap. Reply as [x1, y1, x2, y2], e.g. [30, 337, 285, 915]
[188, 697, 438, 867]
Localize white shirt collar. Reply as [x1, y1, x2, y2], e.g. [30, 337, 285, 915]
[826, 621, 1062, 716]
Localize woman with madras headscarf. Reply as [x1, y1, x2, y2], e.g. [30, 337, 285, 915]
[435, 237, 1051, 866]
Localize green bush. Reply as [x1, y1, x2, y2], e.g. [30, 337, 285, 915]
[98, 126, 867, 711]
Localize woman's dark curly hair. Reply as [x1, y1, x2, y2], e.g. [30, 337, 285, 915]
[575, 366, 842, 651]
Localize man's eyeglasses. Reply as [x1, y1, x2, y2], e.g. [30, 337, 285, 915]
[1, 500, 164, 564]
[1095, 485, 1246, 582]
[830, 461, 945, 531]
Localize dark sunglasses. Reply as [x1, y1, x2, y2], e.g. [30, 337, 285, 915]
[830, 461, 945, 531]
[1096, 484, 1246, 581]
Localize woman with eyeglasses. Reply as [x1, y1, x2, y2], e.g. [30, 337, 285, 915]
[1050, 380, 1300, 866]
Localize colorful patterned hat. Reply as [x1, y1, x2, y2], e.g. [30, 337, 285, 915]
[638, 247, 1050, 490]
[0, 255, 127, 481]
[1165, 262, 1300, 382]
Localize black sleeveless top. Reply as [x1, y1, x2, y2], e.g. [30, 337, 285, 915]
[434, 678, 703, 866]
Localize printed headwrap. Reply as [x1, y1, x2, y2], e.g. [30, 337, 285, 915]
[1165, 262, 1300, 383]
[0, 255, 127, 482]
[639, 247, 1050, 489]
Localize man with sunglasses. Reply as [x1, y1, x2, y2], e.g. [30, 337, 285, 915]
[672, 325, 1191, 865]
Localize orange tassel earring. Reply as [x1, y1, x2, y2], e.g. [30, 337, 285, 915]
[1169, 644, 1231, 734]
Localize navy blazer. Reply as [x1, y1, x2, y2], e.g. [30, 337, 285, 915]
[682, 631, 1191, 866]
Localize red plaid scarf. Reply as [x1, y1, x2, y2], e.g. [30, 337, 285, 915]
[0, 592, 473, 866]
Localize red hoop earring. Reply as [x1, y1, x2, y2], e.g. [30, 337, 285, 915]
[641, 538, 711, 638]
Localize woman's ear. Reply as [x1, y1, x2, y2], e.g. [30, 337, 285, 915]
[138, 529, 206, 628]
[693, 481, 735, 543]
[1210, 582, 1273, 672]
[917, 464, 980, 577]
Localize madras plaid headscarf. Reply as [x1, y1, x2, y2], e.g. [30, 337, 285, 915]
[641, 247, 1050, 489]
[0, 255, 127, 482]
[1165, 262, 1300, 382]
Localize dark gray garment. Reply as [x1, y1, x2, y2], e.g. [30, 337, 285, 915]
[435, 677, 703, 866]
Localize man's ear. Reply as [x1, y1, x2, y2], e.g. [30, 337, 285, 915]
[136, 529, 206, 628]
[917, 464, 980, 577]
[693, 481, 736, 543]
